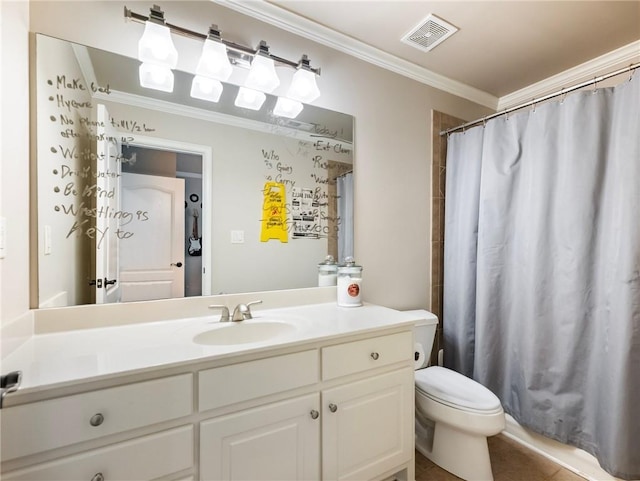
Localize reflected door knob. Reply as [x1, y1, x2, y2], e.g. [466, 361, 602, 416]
[171, 262, 183, 268]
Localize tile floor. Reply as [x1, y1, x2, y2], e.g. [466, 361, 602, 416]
[415, 434, 587, 481]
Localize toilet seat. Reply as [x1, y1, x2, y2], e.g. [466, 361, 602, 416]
[415, 366, 502, 414]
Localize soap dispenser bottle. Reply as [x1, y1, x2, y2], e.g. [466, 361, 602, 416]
[337, 257, 363, 307]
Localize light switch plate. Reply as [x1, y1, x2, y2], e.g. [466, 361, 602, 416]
[231, 230, 245, 244]
[0, 217, 6, 259]
[44, 225, 52, 255]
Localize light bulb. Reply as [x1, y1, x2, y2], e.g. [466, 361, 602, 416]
[245, 56, 280, 93]
[287, 68, 320, 103]
[196, 39, 232, 81]
[138, 21, 178, 68]
[274, 97, 304, 118]
[191, 76, 223, 102]
[235, 87, 266, 110]
[139, 63, 174, 92]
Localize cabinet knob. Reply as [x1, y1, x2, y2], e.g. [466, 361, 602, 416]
[310, 409, 319, 419]
[370, 352, 380, 360]
[328, 403, 338, 413]
[89, 413, 104, 427]
[91, 473, 104, 481]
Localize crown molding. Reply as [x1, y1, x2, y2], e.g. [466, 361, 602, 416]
[213, 0, 499, 110]
[497, 40, 640, 111]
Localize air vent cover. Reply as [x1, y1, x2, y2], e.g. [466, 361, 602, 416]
[401, 14, 458, 52]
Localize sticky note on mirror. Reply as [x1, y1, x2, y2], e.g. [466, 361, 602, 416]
[260, 182, 288, 243]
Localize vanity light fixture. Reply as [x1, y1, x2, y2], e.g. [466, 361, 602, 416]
[136, 4, 178, 92]
[125, 4, 321, 115]
[243, 41, 280, 93]
[286, 55, 321, 103]
[190, 25, 232, 102]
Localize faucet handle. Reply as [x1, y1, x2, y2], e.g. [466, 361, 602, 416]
[232, 300, 263, 321]
[244, 300, 263, 319]
[208, 304, 230, 322]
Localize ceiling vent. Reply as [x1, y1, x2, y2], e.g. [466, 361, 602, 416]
[401, 14, 458, 52]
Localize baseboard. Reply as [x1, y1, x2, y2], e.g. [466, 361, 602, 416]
[503, 414, 636, 481]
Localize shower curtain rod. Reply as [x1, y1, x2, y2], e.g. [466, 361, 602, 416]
[440, 62, 640, 136]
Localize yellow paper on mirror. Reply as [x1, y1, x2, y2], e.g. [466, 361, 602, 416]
[260, 182, 288, 243]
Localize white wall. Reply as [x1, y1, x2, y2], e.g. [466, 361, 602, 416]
[1, 1, 31, 331]
[3, 0, 493, 333]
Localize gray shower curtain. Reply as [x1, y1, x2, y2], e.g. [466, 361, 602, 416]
[443, 72, 639, 479]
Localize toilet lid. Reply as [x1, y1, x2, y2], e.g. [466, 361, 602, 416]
[415, 366, 502, 413]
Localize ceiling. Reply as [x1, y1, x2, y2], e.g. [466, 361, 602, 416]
[259, 1, 640, 107]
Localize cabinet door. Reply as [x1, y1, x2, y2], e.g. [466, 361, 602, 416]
[200, 393, 320, 481]
[322, 368, 413, 481]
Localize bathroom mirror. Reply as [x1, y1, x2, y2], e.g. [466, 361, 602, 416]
[34, 34, 354, 308]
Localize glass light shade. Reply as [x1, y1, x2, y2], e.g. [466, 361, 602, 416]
[139, 63, 174, 92]
[274, 97, 304, 119]
[245, 55, 280, 93]
[235, 87, 266, 110]
[196, 40, 232, 81]
[138, 21, 178, 68]
[287, 68, 320, 103]
[190, 76, 223, 103]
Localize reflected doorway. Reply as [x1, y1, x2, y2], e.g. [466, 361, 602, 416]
[121, 140, 209, 299]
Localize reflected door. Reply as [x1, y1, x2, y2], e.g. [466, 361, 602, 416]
[95, 104, 122, 304]
[119, 173, 185, 302]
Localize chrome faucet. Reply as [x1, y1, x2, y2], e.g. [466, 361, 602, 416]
[231, 300, 263, 321]
[208, 304, 230, 322]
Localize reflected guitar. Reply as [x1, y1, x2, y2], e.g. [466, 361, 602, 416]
[189, 208, 202, 256]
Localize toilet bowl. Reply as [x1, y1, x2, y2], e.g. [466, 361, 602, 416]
[409, 310, 505, 481]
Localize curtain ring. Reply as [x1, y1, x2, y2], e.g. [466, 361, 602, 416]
[630, 66, 636, 82]
[592, 76, 598, 94]
[560, 88, 566, 104]
[531, 99, 536, 113]
[482, 117, 487, 128]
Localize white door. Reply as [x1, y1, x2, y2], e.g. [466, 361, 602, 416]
[200, 394, 321, 481]
[95, 104, 122, 303]
[321, 368, 414, 481]
[119, 172, 185, 302]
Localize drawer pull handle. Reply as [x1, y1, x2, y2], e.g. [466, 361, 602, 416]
[370, 352, 380, 360]
[91, 473, 104, 481]
[89, 413, 104, 427]
[310, 409, 319, 419]
[329, 403, 338, 413]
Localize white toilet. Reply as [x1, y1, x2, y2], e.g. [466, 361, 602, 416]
[411, 311, 505, 481]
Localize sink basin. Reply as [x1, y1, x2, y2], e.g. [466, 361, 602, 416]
[193, 321, 295, 346]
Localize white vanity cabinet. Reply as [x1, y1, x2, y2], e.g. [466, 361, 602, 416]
[198, 330, 414, 481]
[1, 315, 415, 481]
[0, 374, 194, 481]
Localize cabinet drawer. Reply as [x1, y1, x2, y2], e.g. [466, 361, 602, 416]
[199, 350, 318, 412]
[2, 425, 193, 481]
[1, 374, 193, 461]
[322, 331, 412, 380]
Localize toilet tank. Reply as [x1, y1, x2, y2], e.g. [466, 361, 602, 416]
[404, 310, 438, 369]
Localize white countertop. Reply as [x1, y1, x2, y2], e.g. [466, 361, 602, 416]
[1, 303, 424, 399]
